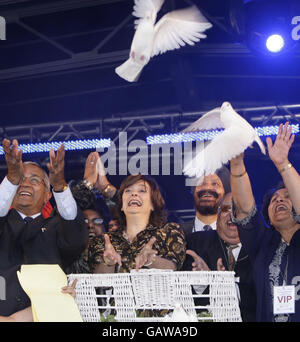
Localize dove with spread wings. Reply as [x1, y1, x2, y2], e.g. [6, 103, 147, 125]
[182, 102, 266, 179]
[115, 0, 212, 82]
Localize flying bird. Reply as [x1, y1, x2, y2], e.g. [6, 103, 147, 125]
[115, 0, 212, 82]
[182, 101, 266, 179]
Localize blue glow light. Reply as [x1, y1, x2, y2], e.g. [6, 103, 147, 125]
[0, 124, 298, 154]
[0, 138, 111, 155]
[146, 124, 299, 145]
[266, 34, 285, 53]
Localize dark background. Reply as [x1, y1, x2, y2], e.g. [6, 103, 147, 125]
[0, 0, 299, 221]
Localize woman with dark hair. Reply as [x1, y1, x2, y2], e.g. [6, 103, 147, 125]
[230, 122, 300, 322]
[261, 181, 286, 227]
[65, 172, 111, 274]
[88, 174, 186, 273]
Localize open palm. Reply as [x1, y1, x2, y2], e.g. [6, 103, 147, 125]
[266, 122, 294, 167]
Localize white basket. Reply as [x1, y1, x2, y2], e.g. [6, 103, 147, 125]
[68, 269, 242, 322]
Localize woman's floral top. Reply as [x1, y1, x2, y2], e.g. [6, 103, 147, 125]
[88, 222, 186, 273]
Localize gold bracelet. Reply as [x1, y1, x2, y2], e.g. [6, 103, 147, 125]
[53, 184, 68, 193]
[280, 163, 292, 174]
[103, 183, 111, 194]
[231, 170, 247, 178]
[82, 179, 93, 191]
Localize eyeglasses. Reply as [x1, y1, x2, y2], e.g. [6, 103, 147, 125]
[219, 205, 232, 214]
[20, 175, 44, 186]
[84, 218, 104, 225]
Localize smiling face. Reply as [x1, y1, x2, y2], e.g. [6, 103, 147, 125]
[12, 164, 52, 216]
[115, 175, 166, 229]
[121, 180, 154, 218]
[217, 193, 240, 245]
[193, 174, 225, 216]
[268, 188, 294, 227]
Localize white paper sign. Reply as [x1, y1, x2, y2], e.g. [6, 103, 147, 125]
[273, 285, 295, 315]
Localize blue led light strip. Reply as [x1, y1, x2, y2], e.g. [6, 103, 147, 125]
[0, 124, 298, 155]
[0, 138, 111, 155]
[146, 124, 300, 145]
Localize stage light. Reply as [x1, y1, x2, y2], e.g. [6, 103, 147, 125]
[146, 124, 299, 145]
[266, 34, 285, 53]
[0, 138, 111, 155]
[0, 124, 298, 154]
[229, 0, 296, 56]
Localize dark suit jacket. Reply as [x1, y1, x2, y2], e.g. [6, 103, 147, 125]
[183, 230, 257, 322]
[180, 219, 217, 236]
[180, 220, 194, 236]
[0, 208, 88, 316]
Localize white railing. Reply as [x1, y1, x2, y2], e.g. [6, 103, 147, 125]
[68, 269, 242, 322]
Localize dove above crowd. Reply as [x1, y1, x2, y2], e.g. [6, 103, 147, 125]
[0, 117, 299, 322]
[0, 0, 298, 323]
[115, 0, 213, 82]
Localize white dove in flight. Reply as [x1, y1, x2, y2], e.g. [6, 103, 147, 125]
[182, 101, 266, 178]
[115, 0, 212, 82]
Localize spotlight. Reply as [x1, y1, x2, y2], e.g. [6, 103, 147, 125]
[266, 34, 285, 53]
[229, 0, 296, 56]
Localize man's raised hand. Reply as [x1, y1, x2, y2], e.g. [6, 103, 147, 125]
[47, 144, 67, 191]
[2, 138, 23, 185]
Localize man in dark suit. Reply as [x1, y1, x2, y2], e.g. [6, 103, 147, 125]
[181, 166, 231, 235]
[183, 192, 256, 322]
[0, 139, 88, 317]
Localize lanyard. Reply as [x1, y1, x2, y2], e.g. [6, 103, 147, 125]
[281, 256, 289, 286]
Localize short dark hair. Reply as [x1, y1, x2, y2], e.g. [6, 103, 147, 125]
[70, 180, 110, 230]
[114, 174, 167, 230]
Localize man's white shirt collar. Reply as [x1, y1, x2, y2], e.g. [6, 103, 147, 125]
[193, 216, 217, 232]
[18, 211, 41, 220]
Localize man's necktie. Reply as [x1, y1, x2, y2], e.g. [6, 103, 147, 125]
[228, 244, 239, 271]
[203, 225, 212, 231]
[24, 216, 33, 224]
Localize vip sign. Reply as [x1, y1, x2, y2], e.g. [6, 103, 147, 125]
[0, 16, 5, 40]
[292, 16, 300, 41]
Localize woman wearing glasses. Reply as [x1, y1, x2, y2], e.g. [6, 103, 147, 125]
[66, 185, 109, 274]
[230, 122, 300, 322]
